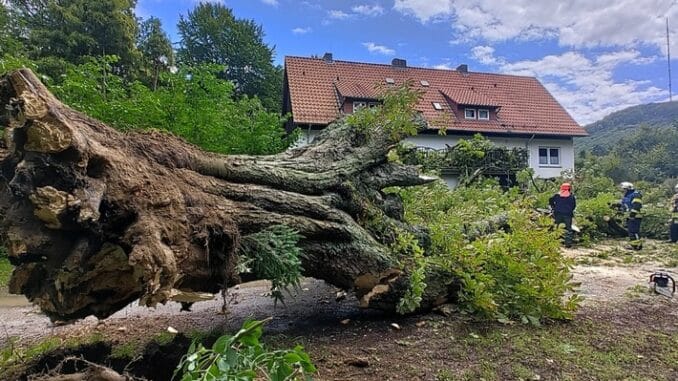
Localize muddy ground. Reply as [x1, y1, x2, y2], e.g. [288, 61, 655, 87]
[1, 239, 677, 380]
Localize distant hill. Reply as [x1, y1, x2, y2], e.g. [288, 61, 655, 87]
[576, 101, 678, 152]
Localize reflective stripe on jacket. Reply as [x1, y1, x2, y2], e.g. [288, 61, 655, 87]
[622, 190, 642, 218]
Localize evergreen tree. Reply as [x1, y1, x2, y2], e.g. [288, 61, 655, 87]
[0, 2, 23, 56]
[138, 16, 174, 90]
[177, 3, 281, 111]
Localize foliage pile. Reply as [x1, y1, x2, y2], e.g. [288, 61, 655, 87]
[393, 181, 581, 323]
[175, 319, 315, 381]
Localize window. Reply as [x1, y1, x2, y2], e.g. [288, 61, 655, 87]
[353, 101, 367, 111]
[464, 108, 476, 119]
[385, 77, 395, 84]
[538, 147, 561, 166]
[477, 109, 490, 120]
[432, 102, 443, 110]
[420, 80, 430, 87]
[367, 102, 379, 108]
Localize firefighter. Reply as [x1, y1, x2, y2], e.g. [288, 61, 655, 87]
[549, 182, 576, 247]
[670, 183, 678, 243]
[620, 182, 643, 250]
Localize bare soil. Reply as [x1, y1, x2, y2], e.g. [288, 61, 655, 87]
[1, 240, 677, 380]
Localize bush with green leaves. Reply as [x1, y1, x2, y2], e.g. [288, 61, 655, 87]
[394, 181, 580, 323]
[390, 231, 427, 314]
[174, 319, 315, 381]
[346, 81, 425, 141]
[1, 55, 295, 156]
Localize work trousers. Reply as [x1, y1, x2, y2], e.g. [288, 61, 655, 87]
[554, 213, 573, 247]
[627, 217, 642, 250]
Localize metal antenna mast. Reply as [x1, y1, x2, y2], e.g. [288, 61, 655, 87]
[668, 17, 673, 101]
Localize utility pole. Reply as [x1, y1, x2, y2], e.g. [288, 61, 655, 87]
[668, 17, 673, 101]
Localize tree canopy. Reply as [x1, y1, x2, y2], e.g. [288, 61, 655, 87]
[177, 2, 282, 111]
[0, 3, 23, 56]
[138, 16, 174, 90]
[9, 0, 140, 72]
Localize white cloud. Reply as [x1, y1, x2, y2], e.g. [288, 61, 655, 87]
[433, 63, 454, 70]
[471, 48, 666, 124]
[362, 42, 396, 55]
[470, 46, 498, 65]
[261, 0, 278, 5]
[393, 0, 454, 22]
[328, 10, 350, 19]
[394, 0, 678, 53]
[292, 27, 312, 35]
[352, 4, 385, 16]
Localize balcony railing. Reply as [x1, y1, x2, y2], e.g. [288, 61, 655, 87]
[400, 146, 529, 175]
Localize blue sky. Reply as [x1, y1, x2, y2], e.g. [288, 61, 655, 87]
[136, 0, 678, 125]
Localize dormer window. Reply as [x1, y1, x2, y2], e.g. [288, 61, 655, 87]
[478, 109, 490, 120]
[352, 101, 379, 112]
[464, 108, 476, 119]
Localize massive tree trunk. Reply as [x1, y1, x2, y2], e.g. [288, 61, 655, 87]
[0, 69, 459, 321]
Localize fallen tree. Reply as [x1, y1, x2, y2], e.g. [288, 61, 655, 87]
[0, 69, 460, 321]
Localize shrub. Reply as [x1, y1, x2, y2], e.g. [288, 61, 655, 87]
[394, 181, 581, 323]
[575, 192, 618, 241]
[174, 319, 315, 381]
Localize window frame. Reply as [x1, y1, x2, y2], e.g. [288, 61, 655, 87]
[353, 101, 367, 111]
[538, 146, 561, 167]
[477, 108, 490, 120]
[464, 108, 477, 119]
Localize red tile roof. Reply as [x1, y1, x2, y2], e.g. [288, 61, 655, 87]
[284, 56, 587, 137]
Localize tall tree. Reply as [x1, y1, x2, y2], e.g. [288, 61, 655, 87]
[9, 0, 140, 72]
[177, 3, 281, 111]
[0, 2, 23, 56]
[138, 16, 174, 90]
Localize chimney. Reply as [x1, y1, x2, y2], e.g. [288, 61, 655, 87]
[322, 52, 333, 63]
[456, 64, 468, 73]
[392, 58, 407, 68]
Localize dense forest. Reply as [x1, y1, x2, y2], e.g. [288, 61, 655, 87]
[576, 102, 678, 184]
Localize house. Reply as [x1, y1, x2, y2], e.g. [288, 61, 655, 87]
[282, 54, 587, 187]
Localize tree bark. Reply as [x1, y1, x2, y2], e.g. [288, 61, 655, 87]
[0, 69, 459, 321]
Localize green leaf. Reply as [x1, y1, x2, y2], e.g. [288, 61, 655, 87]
[212, 335, 232, 354]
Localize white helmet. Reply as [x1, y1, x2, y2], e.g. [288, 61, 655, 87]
[620, 182, 634, 190]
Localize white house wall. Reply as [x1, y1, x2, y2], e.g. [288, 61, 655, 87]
[295, 130, 575, 179]
[405, 134, 574, 179]
[292, 129, 322, 148]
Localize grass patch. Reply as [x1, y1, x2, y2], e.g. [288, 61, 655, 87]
[110, 341, 139, 360]
[0, 332, 105, 375]
[0, 255, 12, 292]
[442, 319, 678, 380]
[152, 331, 176, 346]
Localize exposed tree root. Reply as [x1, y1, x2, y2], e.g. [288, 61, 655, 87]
[0, 69, 460, 321]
